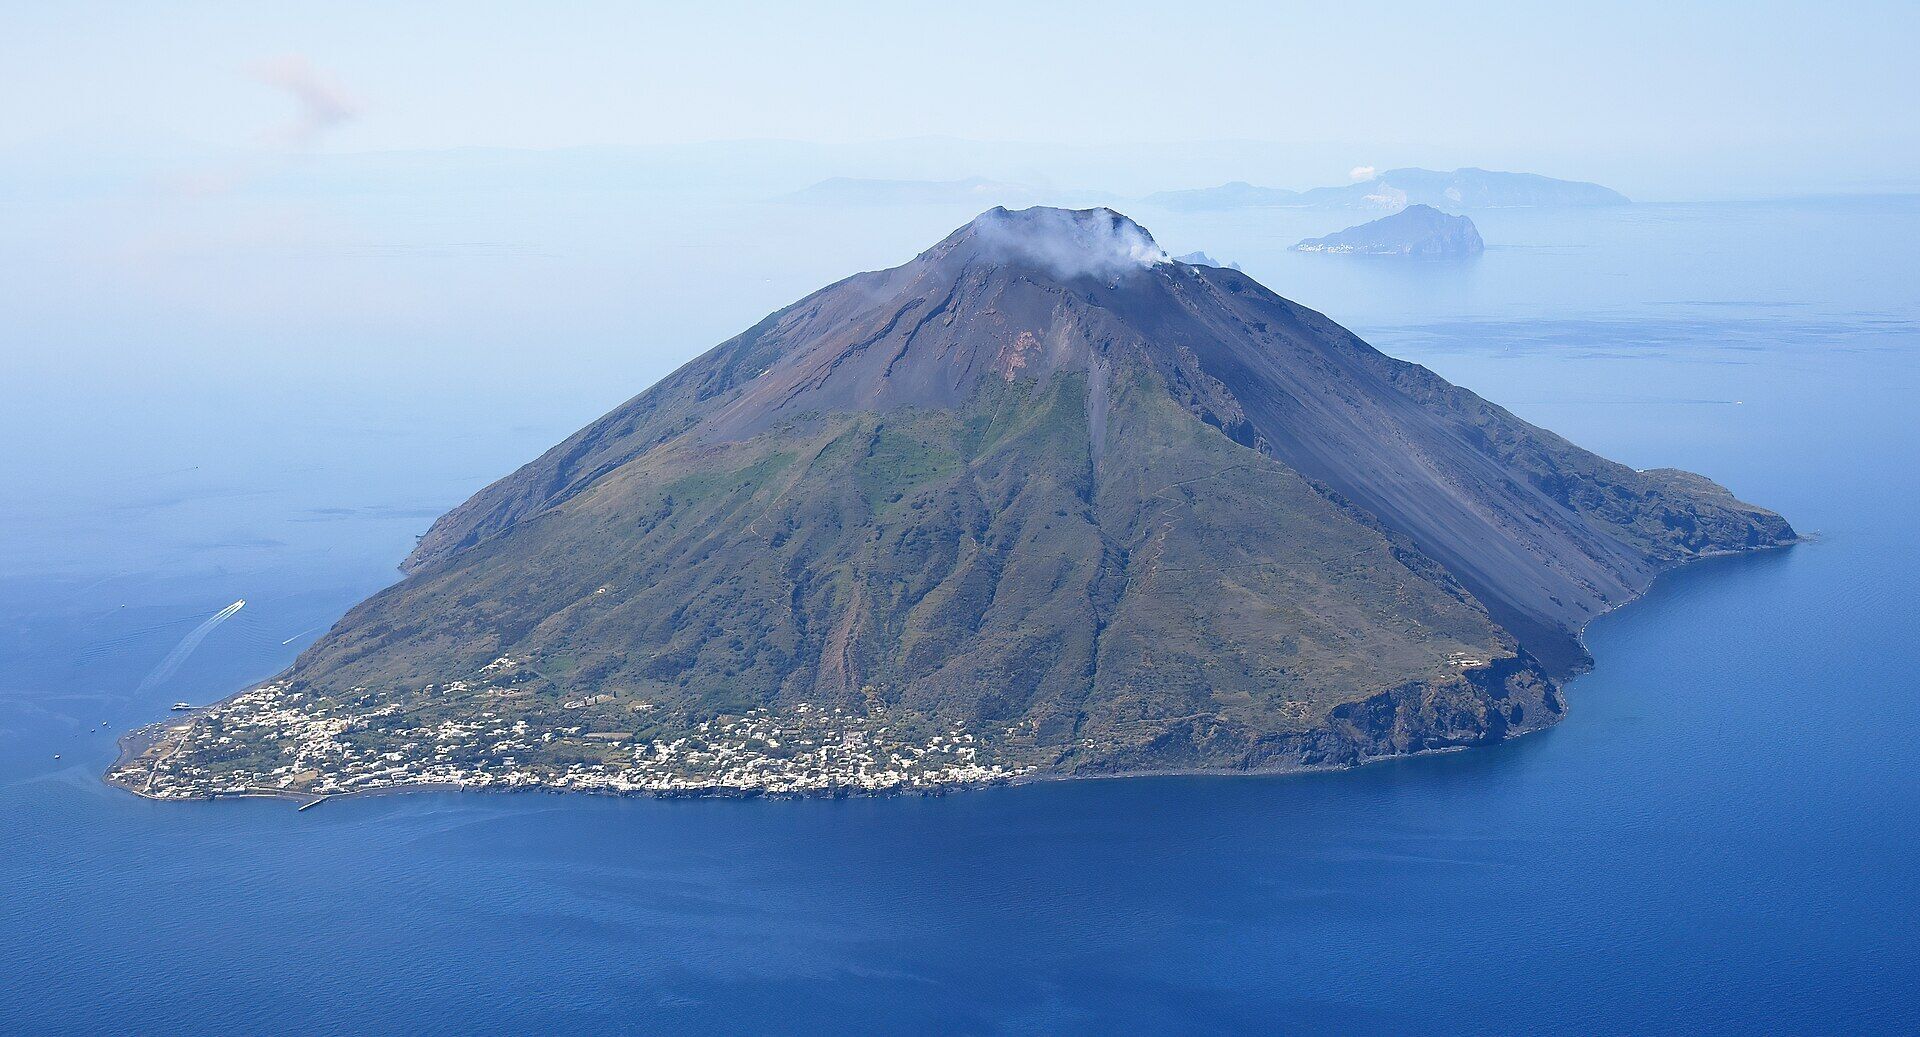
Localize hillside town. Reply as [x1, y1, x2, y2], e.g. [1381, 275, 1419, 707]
[113, 664, 1031, 801]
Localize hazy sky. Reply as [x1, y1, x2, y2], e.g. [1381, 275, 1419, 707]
[5, 0, 1916, 187]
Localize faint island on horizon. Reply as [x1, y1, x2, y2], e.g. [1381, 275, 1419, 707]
[781, 166, 1628, 213]
[1145, 166, 1629, 211]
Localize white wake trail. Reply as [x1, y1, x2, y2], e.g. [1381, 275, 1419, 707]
[135, 599, 245, 693]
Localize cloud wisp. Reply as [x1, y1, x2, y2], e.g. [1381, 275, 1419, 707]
[250, 55, 359, 149]
[167, 55, 359, 195]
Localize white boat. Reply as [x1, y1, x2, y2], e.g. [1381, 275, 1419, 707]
[170, 702, 193, 711]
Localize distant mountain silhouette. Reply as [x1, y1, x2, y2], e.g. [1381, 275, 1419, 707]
[781, 177, 1120, 209]
[1173, 250, 1242, 270]
[1149, 167, 1628, 211]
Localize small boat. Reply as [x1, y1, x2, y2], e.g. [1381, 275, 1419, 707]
[170, 702, 193, 711]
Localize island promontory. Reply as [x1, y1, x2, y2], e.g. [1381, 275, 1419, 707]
[1295, 205, 1486, 256]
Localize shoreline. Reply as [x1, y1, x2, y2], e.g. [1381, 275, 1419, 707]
[105, 736, 1506, 807]
[106, 536, 1804, 808]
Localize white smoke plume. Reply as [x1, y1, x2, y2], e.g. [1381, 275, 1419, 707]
[1349, 165, 1377, 181]
[968, 207, 1169, 280]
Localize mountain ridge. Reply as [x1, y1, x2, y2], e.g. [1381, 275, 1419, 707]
[110, 206, 1790, 800]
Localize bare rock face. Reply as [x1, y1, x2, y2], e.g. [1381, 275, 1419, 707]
[113, 207, 1792, 800]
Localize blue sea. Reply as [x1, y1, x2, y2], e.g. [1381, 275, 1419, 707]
[3, 193, 1917, 1034]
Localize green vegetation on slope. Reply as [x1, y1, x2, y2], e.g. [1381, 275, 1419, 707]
[120, 363, 1557, 795]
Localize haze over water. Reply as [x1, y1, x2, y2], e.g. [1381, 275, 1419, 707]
[3, 194, 1917, 1033]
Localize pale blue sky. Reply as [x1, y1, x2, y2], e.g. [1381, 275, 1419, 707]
[5, 0, 1915, 193]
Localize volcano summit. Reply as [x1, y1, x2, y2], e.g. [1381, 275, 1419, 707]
[113, 208, 1793, 800]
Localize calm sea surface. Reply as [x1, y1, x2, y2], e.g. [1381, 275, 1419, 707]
[2, 196, 1916, 1034]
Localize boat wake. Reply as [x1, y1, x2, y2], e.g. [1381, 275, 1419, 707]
[134, 600, 245, 694]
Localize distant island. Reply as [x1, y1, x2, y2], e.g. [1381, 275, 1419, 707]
[783, 167, 1625, 213]
[1294, 205, 1486, 256]
[1148, 181, 1304, 210]
[1173, 250, 1242, 270]
[783, 176, 1038, 206]
[781, 176, 1119, 209]
[111, 207, 1788, 803]
[1146, 167, 1629, 211]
